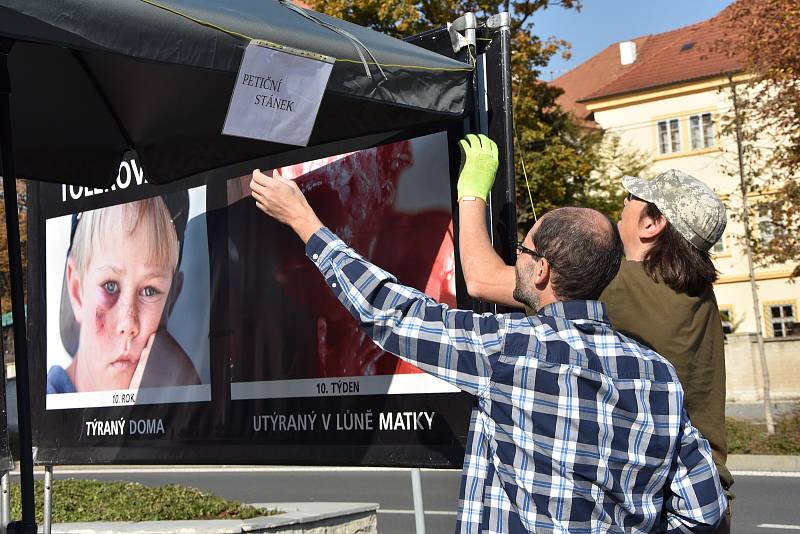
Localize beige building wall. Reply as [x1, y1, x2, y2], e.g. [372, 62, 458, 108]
[587, 79, 800, 340]
[725, 334, 800, 402]
[590, 82, 735, 192]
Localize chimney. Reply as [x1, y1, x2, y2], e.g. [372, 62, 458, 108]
[619, 41, 637, 65]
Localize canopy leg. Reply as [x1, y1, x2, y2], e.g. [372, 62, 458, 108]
[43, 466, 53, 534]
[411, 468, 426, 534]
[1, 471, 9, 533]
[0, 39, 37, 534]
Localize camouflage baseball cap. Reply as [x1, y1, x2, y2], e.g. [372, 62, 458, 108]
[622, 169, 727, 252]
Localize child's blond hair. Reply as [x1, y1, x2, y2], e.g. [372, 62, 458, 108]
[70, 197, 179, 280]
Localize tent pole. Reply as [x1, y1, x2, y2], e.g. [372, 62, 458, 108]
[1, 471, 9, 532]
[0, 39, 37, 534]
[484, 13, 515, 268]
[494, 14, 515, 266]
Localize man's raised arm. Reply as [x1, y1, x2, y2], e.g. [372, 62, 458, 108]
[250, 168, 505, 398]
[456, 135, 520, 308]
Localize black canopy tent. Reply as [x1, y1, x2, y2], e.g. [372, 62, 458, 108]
[0, 1, 473, 530]
[0, 0, 472, 187]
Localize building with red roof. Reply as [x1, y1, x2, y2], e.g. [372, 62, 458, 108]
[554, 4, 745, 126]
[550, 2, 799, 401]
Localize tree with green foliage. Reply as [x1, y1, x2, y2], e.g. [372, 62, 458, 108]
[512, 77, 595, 231]
[0, 180, 27, 316]
[306, 0, 646, 230]
[306, 0, 578, 39]
[580, 132, 651, 222]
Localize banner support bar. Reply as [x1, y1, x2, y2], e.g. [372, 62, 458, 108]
[411, 467, 426, 534]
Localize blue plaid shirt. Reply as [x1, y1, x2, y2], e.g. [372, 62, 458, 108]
[307, 228, 727, 533]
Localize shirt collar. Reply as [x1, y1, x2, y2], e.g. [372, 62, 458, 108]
[535, 300, 610, 325]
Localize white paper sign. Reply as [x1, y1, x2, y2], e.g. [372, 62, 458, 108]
[223, 42, 334, 146]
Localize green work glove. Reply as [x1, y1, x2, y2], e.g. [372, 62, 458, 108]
[457, 134, 498, 201]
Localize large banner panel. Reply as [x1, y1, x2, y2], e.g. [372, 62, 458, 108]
[226, 134, 458, 395]
[28, 130, 474, 466]
[45, 185, 211, 409]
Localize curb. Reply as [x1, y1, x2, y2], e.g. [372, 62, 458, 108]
[43, 502, 379, 534]
[14, 459, 800, 475]
[728, 454, 800, 473]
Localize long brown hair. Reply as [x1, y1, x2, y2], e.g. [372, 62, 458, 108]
[641, 202, 718, 296]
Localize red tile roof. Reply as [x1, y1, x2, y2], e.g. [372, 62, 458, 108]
[552, 36, 649, 126]
[553, 3, 746, 124]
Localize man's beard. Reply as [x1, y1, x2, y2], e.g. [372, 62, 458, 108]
[512, 264, 539, 311]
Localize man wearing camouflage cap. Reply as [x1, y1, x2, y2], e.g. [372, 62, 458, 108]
[457, 142, 732, 533]
[618, 169, 727, 257]
[606, 169, 732, 534]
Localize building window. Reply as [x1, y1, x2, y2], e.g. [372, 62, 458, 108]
[719, 307, 734, 334]
[768, 304, 795, 337]
[658, 118, 681, 154]
[757, 200, 786, 247]
[711, 233, 726, 255]
[690, 113, 715, 150]
[758, 206, 777, 245]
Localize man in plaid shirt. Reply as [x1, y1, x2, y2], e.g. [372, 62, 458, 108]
[250, 165, 727, 533]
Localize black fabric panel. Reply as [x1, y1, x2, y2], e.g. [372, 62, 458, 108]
[1, 3, 472, 186]
[0, 0, 470, 113]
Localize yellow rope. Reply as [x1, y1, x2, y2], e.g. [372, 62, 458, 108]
[138, 0, 474, 72]
[337, 58, 473, 72]
[509, 80, 536, 224]
[139, 0, 255, 41]
[510, 77, 537, 223]
[513, 121, 537, 222]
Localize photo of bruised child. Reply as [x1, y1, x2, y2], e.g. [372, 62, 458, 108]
[46, 196, 201, 394]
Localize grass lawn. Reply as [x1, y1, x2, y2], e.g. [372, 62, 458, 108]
[9, 479, 280, 523]
[727, 408, 800, 455]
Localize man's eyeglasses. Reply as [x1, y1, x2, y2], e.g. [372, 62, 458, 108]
[516, 241, 553, 267]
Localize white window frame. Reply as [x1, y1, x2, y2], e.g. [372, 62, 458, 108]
[767, 303, 796, 338]
[689, 112, 715, 150]
[757, 206, 777, 246]
[710, 233, 726, 255]
[657, 118, 682, 154]
[719, 307, 734, 335]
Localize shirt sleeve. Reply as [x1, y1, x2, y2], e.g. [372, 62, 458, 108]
[306, 227, 506, 397]
[664, 410, 728, 533]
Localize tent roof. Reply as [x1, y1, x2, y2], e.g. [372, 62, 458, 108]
[0, 0, 472, 185]
[0, 0, 472, 109]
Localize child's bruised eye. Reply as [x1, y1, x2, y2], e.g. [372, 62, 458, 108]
[102, 281, 119, 294]
[140, 286, 161, 299]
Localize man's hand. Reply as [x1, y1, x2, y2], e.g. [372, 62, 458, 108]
[250, 168, 324, 243]
[129, 332, 155, 391]
[457, 134, 498, 201]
